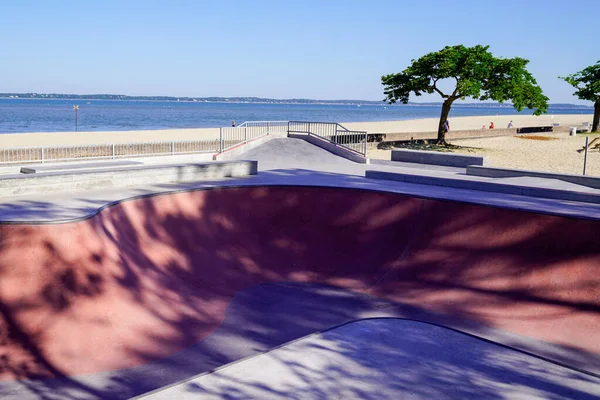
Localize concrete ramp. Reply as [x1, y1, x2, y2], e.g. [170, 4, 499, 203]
[233, 137, 355, 170]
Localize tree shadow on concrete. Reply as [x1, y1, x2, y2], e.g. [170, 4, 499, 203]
[0, 183, 598, 399]
[176, 318, 600, 400]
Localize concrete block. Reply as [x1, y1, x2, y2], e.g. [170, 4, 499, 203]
[391, 149, 486, 167]
[0, 161, 258, 197]
[466, 166, 600, 189]
[365, 170, 600, 204]
[20, 160, 142, 174]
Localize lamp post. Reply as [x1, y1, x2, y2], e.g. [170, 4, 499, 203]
[73, 105, 79, 131]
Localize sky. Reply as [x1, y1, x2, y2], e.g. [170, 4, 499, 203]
[0, 0, 598, 104]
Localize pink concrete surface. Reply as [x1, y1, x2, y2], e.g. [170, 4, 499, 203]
[0, 186, 598, 380]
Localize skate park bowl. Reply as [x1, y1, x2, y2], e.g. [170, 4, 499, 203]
[0, 185, 599, 398]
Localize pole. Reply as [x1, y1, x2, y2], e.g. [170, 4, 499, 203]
[219, 127, 223, 152]
[73, 105, 79, 131]
[583, 136, 589, 176]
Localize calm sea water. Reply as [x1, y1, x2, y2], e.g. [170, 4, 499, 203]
[0, 99, 593, 134]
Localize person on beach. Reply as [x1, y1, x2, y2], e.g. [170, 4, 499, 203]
[481, 125, 487, 129]
[508, 120, 514, 128]
[231, 120, 236, 127]
[489, 121, 495, 129]
[444, 119, 450, 133]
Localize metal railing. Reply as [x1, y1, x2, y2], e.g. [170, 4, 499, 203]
[0, 139, 219, 165]
[220, 120, 288, 151]
[287, 121, 368, 156]
[0, 120, 367, 165]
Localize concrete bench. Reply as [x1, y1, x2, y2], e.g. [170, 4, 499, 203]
[20, 160, 142, 174]
[365, 170, 600, 204]
[391, 149, 486, 168]
[1, 160, 257, 197]
[517, 126, 553, 134]
[466, 165, 600, 189]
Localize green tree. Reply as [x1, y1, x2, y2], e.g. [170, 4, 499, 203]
[382, 45, 549, 144]
[561, 61, 600, 132]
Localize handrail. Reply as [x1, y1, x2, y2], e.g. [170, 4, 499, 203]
[287, 121, 368, 156]
[219, 121, 288, 152]
[237, 120, 288, 128]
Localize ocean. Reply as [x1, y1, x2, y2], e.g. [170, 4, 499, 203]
[0, 98, 593, 134]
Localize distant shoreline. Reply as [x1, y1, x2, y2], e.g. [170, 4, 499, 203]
[0, 95, 593, 109]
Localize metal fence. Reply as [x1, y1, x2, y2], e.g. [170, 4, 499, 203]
[288, 121, 368, 155]
[220, 120, 288, 151]
[0, 120, 367, 165]
[0, 140, 219, 165]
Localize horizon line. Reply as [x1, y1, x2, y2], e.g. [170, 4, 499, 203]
[0, 92, 593, 107]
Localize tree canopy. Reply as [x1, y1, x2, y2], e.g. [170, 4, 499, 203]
[382, 44, 549, 143]
[560, 61, 600, 132]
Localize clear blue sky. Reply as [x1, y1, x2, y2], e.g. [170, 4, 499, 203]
[1, 0, 598, 103]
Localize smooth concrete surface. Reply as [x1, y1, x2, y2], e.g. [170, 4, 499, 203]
[20, 160, 143, 174]
[467, 165, 600, 189]
[366, 169, 600, 204]
[369, 158, 465, 173]
[233, 137, 356, 171]
[141, 319, 600, 400]
[391, 148, 486, 167]
[0, 160, 257, 196]
[0, 187, 599, 399]
[2, 170, 600, 224]
[288, 132, 367, 163]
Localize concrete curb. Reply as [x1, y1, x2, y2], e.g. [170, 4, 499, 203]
[288, 133, 368, 164]
[467, 165, 600, 189]
[0, 161, 258, 197]
[391, 149, 486, 167]
[365, 170, 600, 204]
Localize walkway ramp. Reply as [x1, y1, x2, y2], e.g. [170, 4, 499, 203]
[233, 137, 355, 170]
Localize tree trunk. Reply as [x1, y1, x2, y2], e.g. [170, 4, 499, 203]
[593, 97, 600, 133]
[437, 99, 453, 145]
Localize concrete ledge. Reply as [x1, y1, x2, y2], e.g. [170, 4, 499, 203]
[20, 160, 143, 174]
[0, 160, 257, 197]
[377, 127, 572, 143]
[391, 149, 486, 167]
[467, 165, 600, 189]
[365, 170, 600, 204]
[379, 128, 517, 142]
[288, 133, 367, 164]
